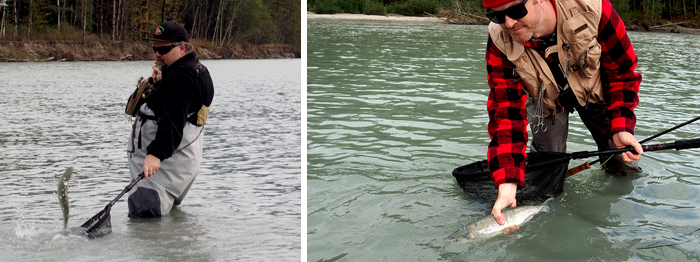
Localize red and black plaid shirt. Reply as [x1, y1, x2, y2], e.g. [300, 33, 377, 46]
[485, 0, 641, 188]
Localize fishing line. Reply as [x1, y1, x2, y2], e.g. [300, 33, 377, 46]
[638, 233, 700, 250]
[685, 227, 700, 236]
[640, 116, 700, 144]
[663, 132, 700, 144]
[577, 154, 613, 186]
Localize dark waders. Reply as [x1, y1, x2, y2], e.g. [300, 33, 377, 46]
[526, 97, 642, 175]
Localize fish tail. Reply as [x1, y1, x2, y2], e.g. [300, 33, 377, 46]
[542, 197, 555, 212]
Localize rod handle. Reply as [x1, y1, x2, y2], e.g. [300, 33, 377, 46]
[566, 161, 591, 178]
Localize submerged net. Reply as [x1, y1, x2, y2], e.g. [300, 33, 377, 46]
[452, 152, 570, 204]
[80, 206, 113, 239]
[78, 173, 143, 239]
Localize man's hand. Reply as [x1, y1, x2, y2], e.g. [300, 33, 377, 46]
[612, 131, 643, 162]
[492, 183, 519, 234]
[142, 154, 161, 179]
[152, 62, 163, 82]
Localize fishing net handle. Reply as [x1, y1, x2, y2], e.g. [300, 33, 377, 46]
[565, 161, 590, 177]
[107, 173, 144, 207]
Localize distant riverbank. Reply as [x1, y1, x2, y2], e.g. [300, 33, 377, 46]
[0, 41, 299, 62]
[307, 11, 700, 35]
[307, 12, 443, 24]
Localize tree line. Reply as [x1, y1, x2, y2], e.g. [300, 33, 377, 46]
[0, 0, 300, 49]
[309, 0, 700, 23]
[611, 0, 698, 21]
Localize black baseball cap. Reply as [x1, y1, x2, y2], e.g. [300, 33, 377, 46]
[143, 21, 189, 42]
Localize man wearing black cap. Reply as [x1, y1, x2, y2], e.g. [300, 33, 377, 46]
[126, 21, 215, 218]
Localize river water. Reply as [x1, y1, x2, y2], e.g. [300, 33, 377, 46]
[307, 21, 700, 261]
[0, 59, 301, 261]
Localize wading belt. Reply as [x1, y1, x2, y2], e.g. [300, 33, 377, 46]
[133, 112, 204, 154]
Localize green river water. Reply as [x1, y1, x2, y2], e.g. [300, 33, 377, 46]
[307, 21, 700, 261]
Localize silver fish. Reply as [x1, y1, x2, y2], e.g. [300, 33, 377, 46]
[446, 198, 554, 243]
[58, 166, 73, 231]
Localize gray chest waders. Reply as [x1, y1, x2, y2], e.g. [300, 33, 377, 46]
[126, 104, 205, 217]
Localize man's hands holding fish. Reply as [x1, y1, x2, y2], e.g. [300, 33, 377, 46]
[490, 131, 642, 235]
[491, 183, 520, 234]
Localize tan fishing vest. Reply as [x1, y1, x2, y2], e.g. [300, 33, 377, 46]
[488, 0, 603, 116]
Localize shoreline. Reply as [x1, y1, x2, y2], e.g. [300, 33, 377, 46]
[0, 41, 300, 62]
[308, 12, 700, 35]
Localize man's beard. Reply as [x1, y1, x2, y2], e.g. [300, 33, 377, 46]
[156, 60, 166, 71]
[510, 27, 535, 43]
[509, 6, 545, 43]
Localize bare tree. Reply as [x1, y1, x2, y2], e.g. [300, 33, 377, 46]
[112, 0, 115, 38]
[0, 4, 5, 37]
[83, 0, 87, 39]
[190, 0, 200, 38]
[212, 0, 227, 45]
[223, 0, 244, 46]
[13, 0, 16, 36]
[28, 0, 32, 36]
[0, 1, 6, 38]
[57, 0, 61, 31]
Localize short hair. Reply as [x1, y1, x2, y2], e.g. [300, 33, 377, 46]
[173, 41, 194, 53]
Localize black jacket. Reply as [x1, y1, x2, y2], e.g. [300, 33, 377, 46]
[145, 52, 214, 161]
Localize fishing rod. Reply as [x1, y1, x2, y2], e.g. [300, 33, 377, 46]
[566, 116, 700, 177]
[523, 137, 700, 174]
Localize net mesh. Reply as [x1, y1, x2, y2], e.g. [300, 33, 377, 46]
[452, 152, 570, 204]
[80, 207, 113, 239]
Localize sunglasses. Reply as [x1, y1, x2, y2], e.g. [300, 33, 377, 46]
[485, 0, 529, 24]
[151, 44, 178, 55]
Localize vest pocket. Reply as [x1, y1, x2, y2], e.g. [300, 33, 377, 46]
[579, 38, 601, 78]
[514, 66, 538, 94]
[561, 11, 597, 45]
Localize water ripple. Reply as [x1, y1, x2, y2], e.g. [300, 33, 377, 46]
[0, 59, 300, 261]
[309, 21, 700, 261]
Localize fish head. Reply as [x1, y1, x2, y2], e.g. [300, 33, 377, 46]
[63, 167, 73, 181]
[445, 227, 479, 243]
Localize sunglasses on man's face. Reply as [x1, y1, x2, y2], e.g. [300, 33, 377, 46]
[152, 44, 177, 55]
[485, 0, 529, 24]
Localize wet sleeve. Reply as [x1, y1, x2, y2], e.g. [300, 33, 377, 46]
[485, 34, 528, 189]
[147, 69, 197, 161]
[598, 0, 641, 136]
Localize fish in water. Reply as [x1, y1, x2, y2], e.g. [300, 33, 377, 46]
[446, 198, 554, 243]
[57, 166, 73, 231]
